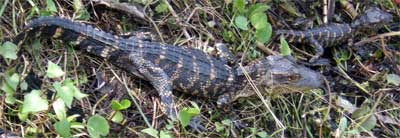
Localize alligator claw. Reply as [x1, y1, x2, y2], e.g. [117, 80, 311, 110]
[187, 116, 206, 132]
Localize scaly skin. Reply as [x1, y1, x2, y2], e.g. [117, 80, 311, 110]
[275, 7, 392, 62]
[13, 16, 324, 123]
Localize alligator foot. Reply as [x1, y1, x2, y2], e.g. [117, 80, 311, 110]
[187, 116, 206, 132]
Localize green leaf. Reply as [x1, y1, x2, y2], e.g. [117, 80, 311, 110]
[46, 61, 65, 78]
[352, 104, 370, 119]
[54, 82, 74, 108]
[111, 100, 122, 111]
[233, 0, 245, 13]
[73, 0, 90, 20]
[248, 3, 270, 17]
[178, 106, 200, 128]
[1, 73, 19, 104]
[279, 35, 292, 56]
[111, 111, 124, 123]
[359, 115, 377, 132]
[54, 118, 71, 138]
[256, 131, 268, 138]
[22, 90, 49, 113]
[65, 79, 87, 100]
[0, 41, 18, 59]
[250, 12, 268, 29]
[141, 127, 159, 138]
[160, 130, 171, 138]
[53, 98, 67, 120]
[338, 117, 348, 136]
[386, 74, 400, 86]
[120, 99, 131, 109]
[155, 1, 169, 13]
[255, 24, 272, 43]
[87, 115, 110, 138]
[46, 0, 57, 13]
[234, 15, 249, 30]
[221, 119, 232, 126]
[215, 122, 224, 132]
[111, 99, 131, 111]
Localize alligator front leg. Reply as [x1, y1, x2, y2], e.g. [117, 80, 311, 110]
[308, 37, 324, 62]
[128, 53, 177, 119]
[127, 53, 205, 131]
[216, 85, 254, 107]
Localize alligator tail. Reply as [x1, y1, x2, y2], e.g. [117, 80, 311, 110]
[13, 16, 120, 58]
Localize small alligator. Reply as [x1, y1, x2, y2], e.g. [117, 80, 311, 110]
[13, 16, 323, 128]
[276, 7, 392, 62]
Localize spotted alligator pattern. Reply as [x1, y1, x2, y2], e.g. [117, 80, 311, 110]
[13, 16, 323, 123]
[276, 7, 392, 62]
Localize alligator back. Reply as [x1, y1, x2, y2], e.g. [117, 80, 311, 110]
[276, 23, 353, 46]
[14, 16, 236, 97]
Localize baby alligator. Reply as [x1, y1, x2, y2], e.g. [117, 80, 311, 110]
[276, 7, 392, 62]
[13, 16, 323, 126]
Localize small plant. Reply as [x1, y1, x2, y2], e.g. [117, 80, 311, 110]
[230, 0, 272, 59]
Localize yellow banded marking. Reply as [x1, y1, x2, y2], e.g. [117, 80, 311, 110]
[317, 31, 322, 40]
[299, 32, 304, 42]
[52, 28, 64, 38]
[73, 35, 87, 45]
[100, 47, 115, 57]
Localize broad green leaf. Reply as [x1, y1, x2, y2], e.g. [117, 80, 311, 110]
[248, 3, 270, 17]
[255, 24, 272, 43]
[120, 99, 131, 109]
[234, 15, 249, 30]
[0, 41, 18, 59]
[111, 100, 122, 111]
[141, 127, 159, 138]
[250, 12, 268, 29]
[178, 106, 200, 128]
[257, 131, 268, 138]
[20, 80, 28, 91]
[46, 0, 57, 13]
[54, 118, 71, 138]
[87, 115, 110, 138]
[22, 90, 49, 113]
[233, 0, 245, 13]
[54, 82, 74, 108]
[160, 130, 171, 138]
[279, 35, 292, 56]
[111, 99, 131, 111]
[1, 73, 19, 104]
[46, 61, 65, 78]
[221, 119, 232, 126]
[53, 98, 67, 120]
[215, 122, 224, 132]
[352, 104, 370, 119]
[111, 111, 124, 123]
[155, 1, 168, 13]
[65, 79, 87, 100]
[73, 0, 90, 20]
[386, 74, 400, 86]
[359, 115, 377, 132]
[338, 117, 348, 136]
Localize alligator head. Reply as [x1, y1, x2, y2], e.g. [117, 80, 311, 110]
[351, 7, 393, 29]
[238, 55, 324, 92]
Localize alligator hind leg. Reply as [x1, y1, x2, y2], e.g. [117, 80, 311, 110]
[128, 53, 177, 119]
[215, 43, 236, 64]
[308, 37, 324, 63]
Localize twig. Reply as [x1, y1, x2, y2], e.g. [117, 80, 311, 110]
[238, 63, 286, 133]
[354, 31, 400, 46]
[162, 0, 191, 39]
[92, 0, 146, 20]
